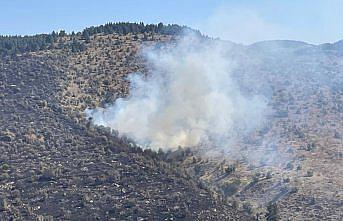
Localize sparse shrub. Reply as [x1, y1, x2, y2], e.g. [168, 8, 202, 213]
[283, 177, 290, 183]
[242, 202, 253, 214]
[309, 196, 316, 205]
[2, 164, 9, 170]
[194, 164, 202, 176]
[266, 202, 279, 221]
[286, 162, 294, 170]
[222, 179, 241, 197]
[39, 165, 59, 181]
[306, 170, 313, 177]
[289, 187, 298, 194]
[225, 164, 236, 175]
[252, 172, 261, 184]
[0, 197, 8, 211]
[229, 199, 238, 209]
[334, 131, 341, 139]
[306, 143, 316, 151]
[192, 157, 197, 164]
[41, 168, 55, 181]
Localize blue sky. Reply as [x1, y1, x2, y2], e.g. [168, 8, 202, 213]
[1, 0, 343, 44]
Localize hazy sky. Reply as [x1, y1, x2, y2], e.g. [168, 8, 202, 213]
[1, 0, 343, 44]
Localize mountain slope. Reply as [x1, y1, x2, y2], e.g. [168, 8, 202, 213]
[1, 23, 342, 221]
[0, 26, 250, 220]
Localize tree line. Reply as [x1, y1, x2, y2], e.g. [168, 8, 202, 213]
[0, 22, 197, 57]
[80, 22, 193, 38]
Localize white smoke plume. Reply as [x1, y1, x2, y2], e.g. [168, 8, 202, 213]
[86, 33, 267, 151]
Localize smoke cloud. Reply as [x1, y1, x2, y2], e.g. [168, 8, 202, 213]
[197, 6, 289, 45]
[86, 33, 267, 151]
